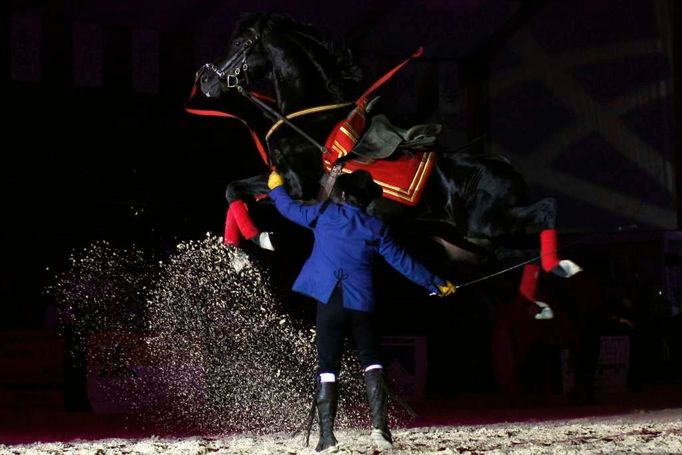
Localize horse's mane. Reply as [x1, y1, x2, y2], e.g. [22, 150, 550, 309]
[236, 13, 365, 98]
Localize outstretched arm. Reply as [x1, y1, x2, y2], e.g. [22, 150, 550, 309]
[378, 228, 455, 297]
[268, 171, 323, 228]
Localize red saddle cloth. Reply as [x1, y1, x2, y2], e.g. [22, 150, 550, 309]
[323, 103, 436, 207]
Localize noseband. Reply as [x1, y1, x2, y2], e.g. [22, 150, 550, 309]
[195, 28, 260, 93]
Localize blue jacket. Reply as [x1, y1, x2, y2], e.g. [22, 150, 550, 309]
[270, 186, 445, 312]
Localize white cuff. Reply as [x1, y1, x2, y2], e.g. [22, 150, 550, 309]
[320, 373, 336, 383]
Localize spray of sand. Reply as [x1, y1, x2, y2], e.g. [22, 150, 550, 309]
[51, 235, 377, 435]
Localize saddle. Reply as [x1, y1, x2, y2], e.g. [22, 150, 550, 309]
[323, 104, 439, 206]
[352, 114, 441, 160]
[317, 46, 438, 206]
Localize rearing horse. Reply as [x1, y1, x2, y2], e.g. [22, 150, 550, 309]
[192, 13, 574, 280]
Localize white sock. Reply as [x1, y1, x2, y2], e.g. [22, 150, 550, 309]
[320, 373, 336, 383]
[364, 364, 383, 372]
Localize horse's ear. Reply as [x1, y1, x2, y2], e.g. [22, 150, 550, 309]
[235, 12, 266, 35]
[262, 12, 289, 33]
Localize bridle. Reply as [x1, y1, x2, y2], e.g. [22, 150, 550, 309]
[195, 27, 260, 94]
[195, 26, 333, 156]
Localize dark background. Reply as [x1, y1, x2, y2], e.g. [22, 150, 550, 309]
[3, 0, 681, 408]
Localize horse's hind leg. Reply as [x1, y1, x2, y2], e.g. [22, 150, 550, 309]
[510, 198, 582, 276]
[509, 197, 557, 231]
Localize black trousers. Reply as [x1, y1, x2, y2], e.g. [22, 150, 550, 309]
[316, 286, 381, 376]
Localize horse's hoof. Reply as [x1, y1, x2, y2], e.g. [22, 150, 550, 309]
[533, 301, 554, 320]
[252, 231, 275, 251]
[551, 259, 582, 278]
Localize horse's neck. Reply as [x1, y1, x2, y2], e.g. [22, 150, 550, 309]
[271, 109, 347, 146]
[267, 46, 350, 114]
[273, 74, 343, 114]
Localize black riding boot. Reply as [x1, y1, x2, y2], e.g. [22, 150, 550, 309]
[316, 381, 339, 452]
[364, 368, 393, 448]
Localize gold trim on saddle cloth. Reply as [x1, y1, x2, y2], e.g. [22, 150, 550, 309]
[265, 102, 353, 141]
[330, 122, 364, 158]
[323, 150, 436, 204]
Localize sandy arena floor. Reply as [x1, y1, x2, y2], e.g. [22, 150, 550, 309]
[2, 408, 681, 454]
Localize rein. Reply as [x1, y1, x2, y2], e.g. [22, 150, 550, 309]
[184, 85, 272, 166]
[190, 37, 426, 169]
[251, 47, 426, 157]
[265, 103, 354, 141]
[237, 87, 337, 154]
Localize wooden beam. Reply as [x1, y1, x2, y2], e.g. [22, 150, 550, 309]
[468, 0, 549, 64]
[457, 0, 549, 153]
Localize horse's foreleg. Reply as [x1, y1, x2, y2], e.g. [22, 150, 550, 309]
[224, 204, 242, 246]
[224, 199, 260, 245]
[223, 175, 270, 247]
[225, 175, 270, 204]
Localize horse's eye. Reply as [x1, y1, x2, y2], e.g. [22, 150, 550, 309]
[233, 40, 242, 47]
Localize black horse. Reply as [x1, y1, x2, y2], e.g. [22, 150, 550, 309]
[194, 13, 563, 279]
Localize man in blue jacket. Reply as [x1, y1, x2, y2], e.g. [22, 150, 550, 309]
[268, 169, 455, 452]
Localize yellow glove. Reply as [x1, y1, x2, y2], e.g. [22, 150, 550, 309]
[437, 280, 457, 297]
[268, 170, 284, 190]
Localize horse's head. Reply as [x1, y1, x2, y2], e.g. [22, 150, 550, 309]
[196, 14, 272, 99]
[195, 13, 366, 200]
[196, 13, 364, 112]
